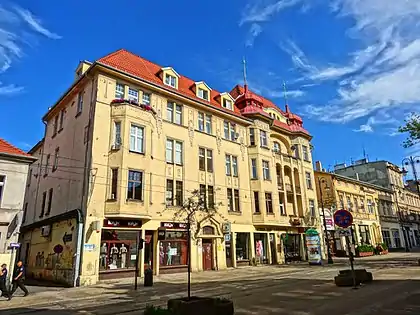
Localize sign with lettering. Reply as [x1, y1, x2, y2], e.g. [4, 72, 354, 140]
[221, 222, 231, 234]
[9, 243, 20, 249]
[161, 222, 188, 229]
[103, 219, 142, 228]
[158, 228, 166, 241]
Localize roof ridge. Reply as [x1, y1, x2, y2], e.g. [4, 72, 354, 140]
[0, 138, 30, 157]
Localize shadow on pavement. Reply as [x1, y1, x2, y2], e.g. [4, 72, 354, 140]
[2, 278, 420, 315]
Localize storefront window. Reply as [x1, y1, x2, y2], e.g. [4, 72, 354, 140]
[359, 225, 371, 244]
[100, 230, 138, 271]
[160, 230, 188, 267]
[392, 229, 401, 247]
[254, 233, 268, 263]
[235, 233, 249, 261]
[382, 230, 392, 248]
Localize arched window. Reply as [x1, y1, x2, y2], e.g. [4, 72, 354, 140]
[202, 226, 215, 235]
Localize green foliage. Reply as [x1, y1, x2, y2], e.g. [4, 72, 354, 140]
[356, 244, 375, 253]
[399, 112, 420, 148]
[144, 305, 172, 315]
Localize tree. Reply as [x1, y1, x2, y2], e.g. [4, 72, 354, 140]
[169, 189, 224, 299]
[399, 112, 420, 148]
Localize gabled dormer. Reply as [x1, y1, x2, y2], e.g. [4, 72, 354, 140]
[194, 81, 211, 101]
[161, 67, 180, 89]
[219, 92, 235, 111]
[75, 60, 92, 81]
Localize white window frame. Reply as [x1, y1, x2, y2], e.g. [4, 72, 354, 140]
[198, 88, 209, 100]
[128, 88, 139, 102]
[130, 124, 144, 153]
[260, 130, 268, 147]
[166, 139, 183, 165]
[142, 92, 151, 105]
[305, 172, 313, 189]
[223, 121, 236, 141]
[77, 92, 83, 114]
[251, 158, 257, 179]
[115, 83, 125, 99]
[198, 112, 204, 132]
[114, 121, 122, 145]
[262, 160, 270, 180]
[309, 199, 316, 217]
[204, 114, 212, 135]
[302, 145, 309, 161]
[223, 98, 233, 110]
[0, 175, 5, 206]
[165, 74, 176, 88]
[167, 102, 182, 124]
[225, 154, 238, 177]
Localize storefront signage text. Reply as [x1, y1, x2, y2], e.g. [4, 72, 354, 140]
[103, 219, 142, 228]
[161, 222, 188, 229]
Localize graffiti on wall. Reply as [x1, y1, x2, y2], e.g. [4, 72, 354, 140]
[27, 219, 76, 285]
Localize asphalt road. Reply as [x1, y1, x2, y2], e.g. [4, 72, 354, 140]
[1, 253, 420, 315]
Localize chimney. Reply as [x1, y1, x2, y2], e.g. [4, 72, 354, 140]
[356, 173, 360, 181]
[315, 161, 322, 172]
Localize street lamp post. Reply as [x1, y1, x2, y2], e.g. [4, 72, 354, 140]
[318, 177, 334, 264]
[402, 156, 420, 197]
[392, 185, 410, 252]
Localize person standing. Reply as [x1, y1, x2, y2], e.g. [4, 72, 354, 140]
[0, 264, 11, 300]
[11, 261, 28, 297]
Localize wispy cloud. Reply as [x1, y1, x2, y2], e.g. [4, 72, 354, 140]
[0, 4, 60, 95]
[245, 23, 263, 47]
[240, 0, 303, 48]
[276, 0, 420, 134]
[14, 7, 61, 40]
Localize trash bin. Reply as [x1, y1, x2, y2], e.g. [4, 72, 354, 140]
[144, 267, 153, 287]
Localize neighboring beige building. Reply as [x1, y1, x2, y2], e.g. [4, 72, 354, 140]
[314, 168, 390, 254]
[0, 139, 36, 271]
[21, 49, 320, 286]
[335, 160, 420, 250]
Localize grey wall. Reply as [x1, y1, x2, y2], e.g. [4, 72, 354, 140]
[335, 162, 391, 189]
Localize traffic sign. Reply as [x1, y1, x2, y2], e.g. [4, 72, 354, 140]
[333, 209, 353, 228]
[337, 228, 351, 237]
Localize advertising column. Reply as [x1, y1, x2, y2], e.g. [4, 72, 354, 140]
[305, 228, 322, 265]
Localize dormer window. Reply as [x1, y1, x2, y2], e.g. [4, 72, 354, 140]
[223, 98, 233, 110]
[165, 74, 177, 88]
[198, 88, 209, 100]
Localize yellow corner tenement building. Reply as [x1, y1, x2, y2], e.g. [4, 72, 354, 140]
[21, 49, 320, 286]
[314, 169, 392, 255]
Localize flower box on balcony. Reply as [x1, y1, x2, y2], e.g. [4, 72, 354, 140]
[111, 98, 157, 115]
[357, 251, 374, 257]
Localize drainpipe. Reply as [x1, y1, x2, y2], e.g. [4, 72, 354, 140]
[74, 74, 96, 287]
[73, 208, 84, 287]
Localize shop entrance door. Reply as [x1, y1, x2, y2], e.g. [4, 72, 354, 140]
[269, 233, 277, 264]
[202, 239, 213, 270]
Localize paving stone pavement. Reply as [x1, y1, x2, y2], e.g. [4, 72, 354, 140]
[1, 252, 420, 315]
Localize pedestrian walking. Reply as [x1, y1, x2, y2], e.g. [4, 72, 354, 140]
[0, 264, 11, 300]
[10, 261, 28, 297]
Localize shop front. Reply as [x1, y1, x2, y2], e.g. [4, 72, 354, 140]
[99, 218, 142, 280]
[254, 233, 269, 264]
[158, 222, 188, 274]
[235, 232, 251, 267]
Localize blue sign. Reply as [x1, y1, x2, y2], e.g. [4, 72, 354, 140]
[9, 243, 20, 248]
[333, 210, 353, 228]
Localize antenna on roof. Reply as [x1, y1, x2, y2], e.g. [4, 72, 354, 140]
[362, 145, 366, 159]
[242, 57, 248, 92]
[283, 80, 290, 113]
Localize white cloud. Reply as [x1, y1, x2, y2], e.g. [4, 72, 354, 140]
[240, 0, 303, 48]
[239, 0, 302, 26]
[0, 4, 60, 96]
[276, 0, 420, 134]
[245, 23, 263, 47]
[14, 7, 61, 40]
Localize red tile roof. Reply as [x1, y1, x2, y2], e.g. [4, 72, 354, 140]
[0, 138, 30, 157]
[97, 49, 309, 136]
[98, 49, 243, 116]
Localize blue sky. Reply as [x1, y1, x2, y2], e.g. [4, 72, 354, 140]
[1, 0, 419, 174]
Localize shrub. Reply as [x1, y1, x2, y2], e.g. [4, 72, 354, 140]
[144, 305, 172, 315]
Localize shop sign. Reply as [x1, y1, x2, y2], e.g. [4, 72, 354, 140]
[221, 222, 231, 234]
[161, 222, 187, 229]
[84, 244, 95, 252]
[158, 228, 166, 241]
[103, 219, 142, 228]
[9, 243, 20, 249]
